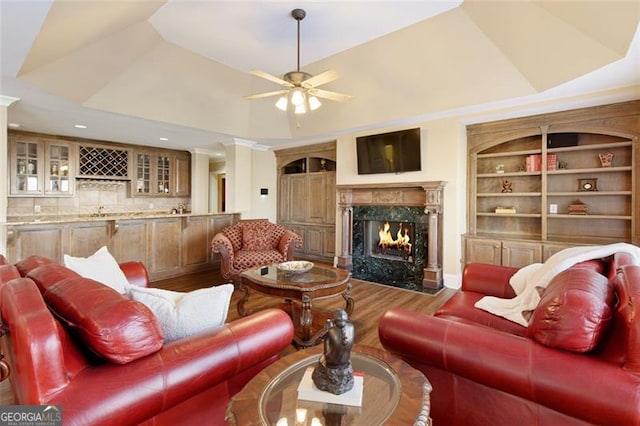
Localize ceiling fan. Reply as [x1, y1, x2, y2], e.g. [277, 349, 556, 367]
[245, 8, 352, 114]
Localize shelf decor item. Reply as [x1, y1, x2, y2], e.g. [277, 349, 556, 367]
[598, 152, 614, 167]
[496, 164, 505, 174]
[495, 206, 517, 214]
[501, 180, 513, 193]
[577, 178, 598, 192]
[568, 200, 588, 215]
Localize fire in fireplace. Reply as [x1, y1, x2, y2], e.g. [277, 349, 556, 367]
[366, 220, 415, 262]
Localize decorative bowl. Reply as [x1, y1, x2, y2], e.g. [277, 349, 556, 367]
[276, 261, 314, 274]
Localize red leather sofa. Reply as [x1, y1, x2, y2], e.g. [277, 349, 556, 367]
[0, 254, 294, 425]
[379, 253, 640, 425]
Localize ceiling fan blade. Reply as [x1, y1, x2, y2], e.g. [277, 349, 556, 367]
[302, 70, 339, 88]
[244, 89, 289, 100]
[250, 70, 294, 88]
[308, 88, 352, 103]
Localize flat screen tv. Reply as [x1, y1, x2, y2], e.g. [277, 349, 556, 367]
[356, 128, 421, 174]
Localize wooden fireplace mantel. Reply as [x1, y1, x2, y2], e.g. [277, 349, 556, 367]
[336, 181, 446, 289]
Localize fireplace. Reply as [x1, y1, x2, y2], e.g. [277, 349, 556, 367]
[352, 206, 428, 291]
[365, 220, 416, 262]
[337, 181, 445, 291]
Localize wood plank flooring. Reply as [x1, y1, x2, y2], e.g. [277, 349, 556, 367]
[0, 268, 455, 405]
[153, 268, 455, 351]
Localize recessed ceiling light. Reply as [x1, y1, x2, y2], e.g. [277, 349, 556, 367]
[8, 122, 20, 128]
[159, 137, 168, 141]
[74, 124, 87, 129]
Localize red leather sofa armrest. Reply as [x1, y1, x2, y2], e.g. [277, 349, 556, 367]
[461, 263, 519, 298]
[118, 261, 150, 288]
[379, 308, 640, 425]
[1, 278, 70, 403]
[49, 308, 294, 426]
[614, 264, 640, 372]
[0, 264, 21, 287]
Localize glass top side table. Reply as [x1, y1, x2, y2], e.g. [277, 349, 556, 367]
[227, 345, 432, 426]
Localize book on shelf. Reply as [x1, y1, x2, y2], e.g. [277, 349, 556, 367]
[297, 367, 364, 407]
[495, 206, 517, 214]
[547, 154, 557, 171]
[525, 154, 541, 172]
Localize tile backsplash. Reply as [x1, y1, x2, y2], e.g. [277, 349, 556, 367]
[8, 180, 190, 218]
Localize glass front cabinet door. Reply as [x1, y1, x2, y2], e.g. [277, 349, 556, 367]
[12, 139, 42, 195]
[157, 155, 171, 195]
[133, 151, 174, 196]
[10, 137, 75, 196]
[135, 153, 152, 194]
[45, 143, 72, 195]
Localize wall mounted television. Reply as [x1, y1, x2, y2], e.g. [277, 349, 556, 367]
[356, 128, 421, 175]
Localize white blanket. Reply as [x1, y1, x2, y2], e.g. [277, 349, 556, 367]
[474, 243, 640, 327]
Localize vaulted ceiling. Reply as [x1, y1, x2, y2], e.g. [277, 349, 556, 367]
[1, 1, 639, 155]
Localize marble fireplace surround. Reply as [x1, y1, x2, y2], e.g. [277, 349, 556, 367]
[336, 181, 446, 289]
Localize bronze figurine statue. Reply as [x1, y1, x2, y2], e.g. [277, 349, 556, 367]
[312, 309, 355, 395]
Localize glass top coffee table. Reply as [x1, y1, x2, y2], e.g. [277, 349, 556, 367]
[226, 345, 431, 426]
[239, 263, 353, 348]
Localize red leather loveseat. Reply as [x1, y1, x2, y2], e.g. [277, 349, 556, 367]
[0, 254, 294, 425]
[379, 252, 640, 425]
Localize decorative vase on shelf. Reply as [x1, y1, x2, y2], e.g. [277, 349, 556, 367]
[598, 152, 613, 167]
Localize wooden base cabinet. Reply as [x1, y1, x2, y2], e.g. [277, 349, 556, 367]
[304, 226, 335, 260]
[463, 236, 542, 268]
[464, 101, 639, 267]
[148, 218, 183, 277]
[111, 220, 148, 264]
[6, 213, 239, 281]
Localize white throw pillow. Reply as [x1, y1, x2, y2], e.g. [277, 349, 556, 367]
[63, 246, 130, 294]
[128, 284, 234, 342]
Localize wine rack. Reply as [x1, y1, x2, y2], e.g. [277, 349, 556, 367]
[78, 145, 129, 178]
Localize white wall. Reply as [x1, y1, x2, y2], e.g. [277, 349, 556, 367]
[224, 141, 252, 216]
[249, 149, 277, 221]
[190, 150, 210, 214]
[217, 144, 277, 220]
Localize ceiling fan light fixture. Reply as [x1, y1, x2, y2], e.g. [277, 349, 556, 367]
[245, 8, 351, 114]
[275, 96, 288, 111]
[290, 89, 305, 106]
[308, 96, 321, 111]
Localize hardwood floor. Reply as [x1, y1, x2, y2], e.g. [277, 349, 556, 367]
[0, 268, 455, 405]
[153, 268, 455, 351]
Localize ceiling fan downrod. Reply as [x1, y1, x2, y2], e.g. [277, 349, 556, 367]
[291, 9, 306, 73]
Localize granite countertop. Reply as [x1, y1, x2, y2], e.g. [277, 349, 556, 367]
[7, 211, 230, 225]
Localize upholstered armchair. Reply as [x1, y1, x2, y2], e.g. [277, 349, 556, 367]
[211, 219, 303, 284]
